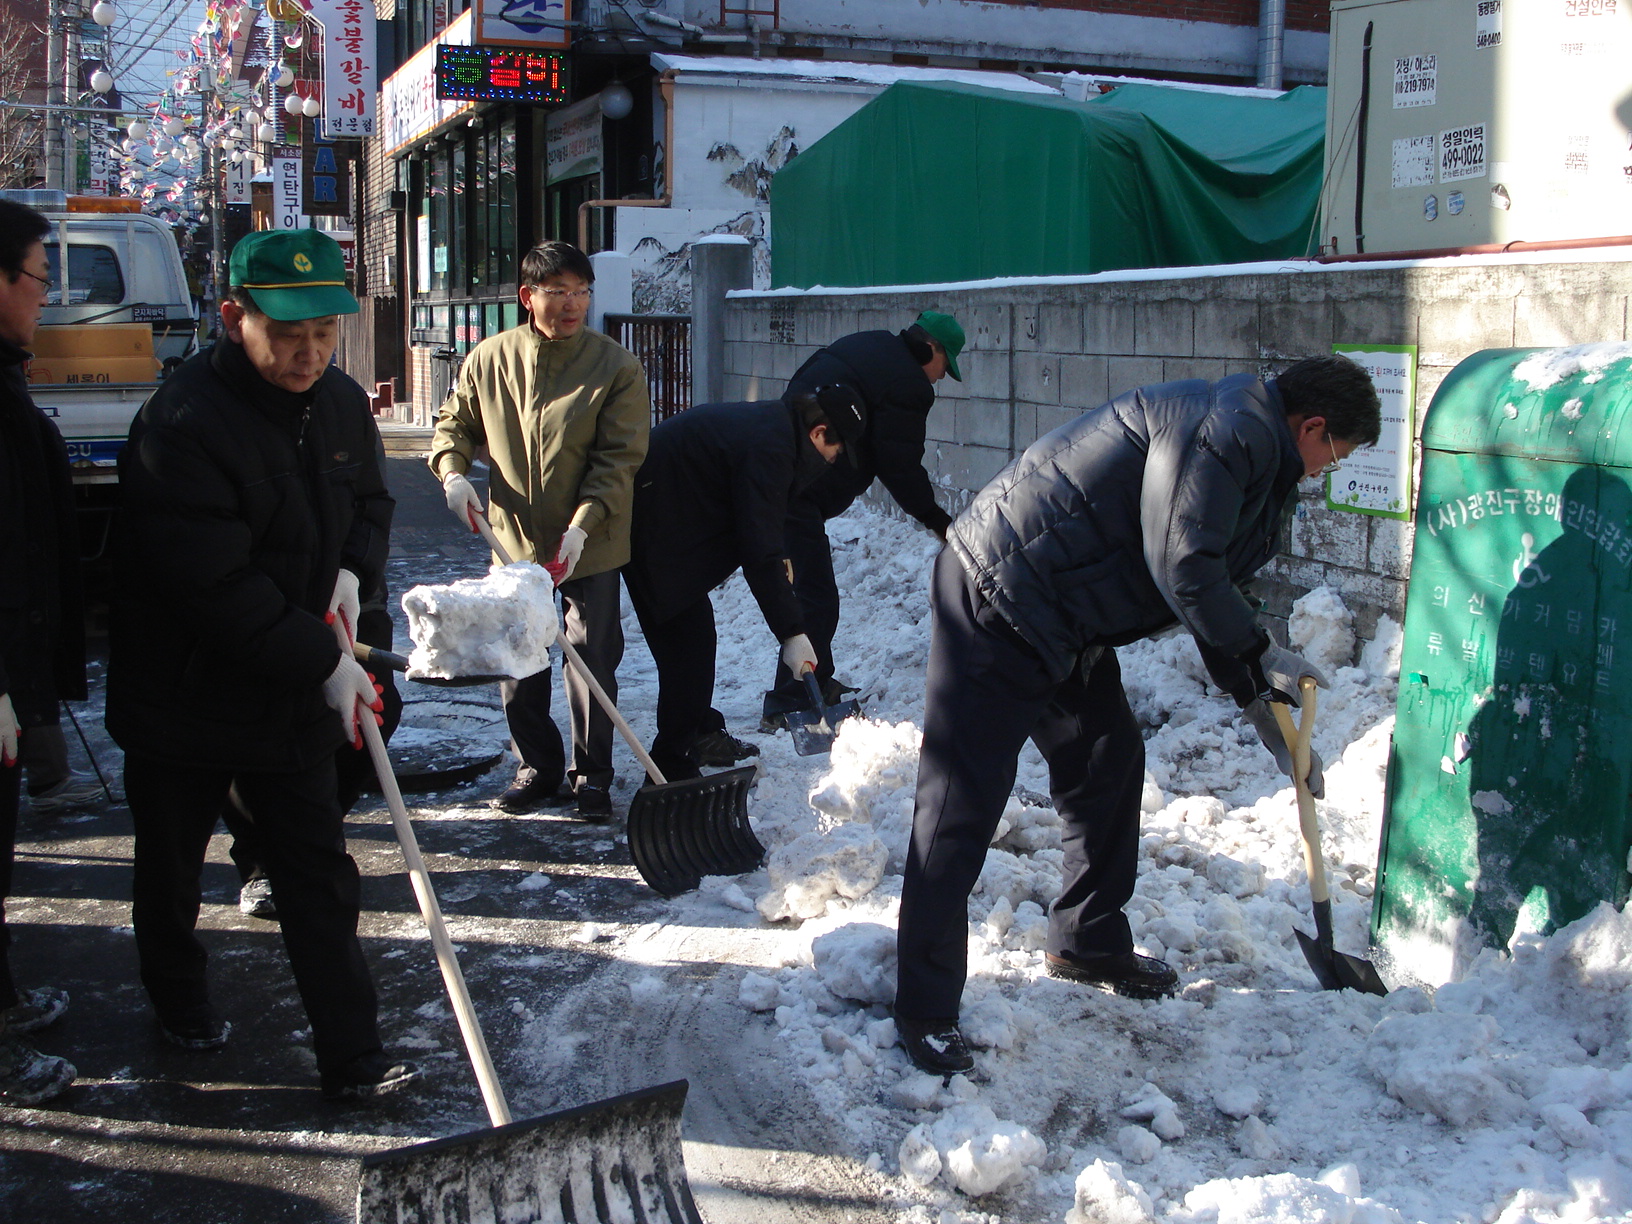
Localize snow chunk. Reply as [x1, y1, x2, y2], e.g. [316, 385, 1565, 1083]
[402, 562, 558, 680]
[737, 971, 782, 1012]
[810, 922, 896, 1004]
[1183, 1172, 1405, 1224]
[1364, 1011, 1513, 1126]
[898, 1103, 1045, 1196]
[1116, 1125, 1161, 1164]
[756, 823, 888, 922]
[1288, 587, 1355, 677]
[1066, 1159, 1156, 1224]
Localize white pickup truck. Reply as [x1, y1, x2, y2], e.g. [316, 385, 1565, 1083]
[3, 189, 198, 574]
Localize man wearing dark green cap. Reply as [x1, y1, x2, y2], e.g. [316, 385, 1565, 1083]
[761, 310, 964, 729]
[107, 228, 419, 1100]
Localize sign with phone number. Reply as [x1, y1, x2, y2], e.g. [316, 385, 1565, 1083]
[1440, 123, 1487, 181]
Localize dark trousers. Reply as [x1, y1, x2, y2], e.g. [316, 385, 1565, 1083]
[501, 569, 623, 792]
[636, 595, 728, 783]
[125, 749, 382, 1074]
[765, 493, 841, 711]
[895, 549, 1145, 1021]
[0, 763, 19, 1011]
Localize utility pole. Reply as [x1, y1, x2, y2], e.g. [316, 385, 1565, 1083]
[63, 0, 81, 192]
[44, 0, 63, 189]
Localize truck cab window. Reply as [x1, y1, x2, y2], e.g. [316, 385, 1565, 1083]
[43, 244, 126, 306]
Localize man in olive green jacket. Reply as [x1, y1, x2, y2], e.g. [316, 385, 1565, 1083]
[430, 242, 651, 819]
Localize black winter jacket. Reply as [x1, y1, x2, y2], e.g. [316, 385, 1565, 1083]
[624, 399, 832, 638]
[0, 338, 86, 725]
[106, 338, 392, 771]
[950, 374, 1302, 700]
[785, 330, 952, 533]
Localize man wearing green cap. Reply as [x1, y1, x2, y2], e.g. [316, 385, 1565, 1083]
[760, 311, 964, 729]
[107, 228, 419, 1101]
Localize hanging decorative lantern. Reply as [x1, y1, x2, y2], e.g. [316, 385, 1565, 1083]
[127, 118, 148, 140]
[164, 116, 184, 138]
[302, 95, 321, 117]
[91, 2, 116, 25]
[275, 65, 295, 89]
[91, 69, 114, 93]
[256, 122, 276, 142]
[228, 125, 243, 140]
[283, 92, 303, 116]
[230, 149, 244, 164]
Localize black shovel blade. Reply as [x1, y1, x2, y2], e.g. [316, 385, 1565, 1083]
[1297, 898, 1389, 995]
[627, 766, 763, 897]
[785, 699, 863, 757]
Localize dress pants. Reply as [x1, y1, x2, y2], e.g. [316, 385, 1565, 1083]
[0, 762, 20, 1011]
[501, 569, 623, 792]
[125, 749, 381, 1073]
[895, 548, 1145, 1021]
[636, 595, 729, 783]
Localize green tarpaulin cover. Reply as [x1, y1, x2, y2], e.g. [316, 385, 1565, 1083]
[769, 80, 1326, 290]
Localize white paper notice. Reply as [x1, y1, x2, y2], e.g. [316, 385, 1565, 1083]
[1393, 135, 1437, 188]
[1440, 123, 1488, 181]
[1475, 0, 1502, 48]
[1330, 345, 1417, 520]
[1393, 54, 1437, 108]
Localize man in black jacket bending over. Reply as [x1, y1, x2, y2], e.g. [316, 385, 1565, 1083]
[762, 312, 963, 727]
[107, 230, 416, 1100]
[625, 388, 865, 781]
[893, 356, 1381, 1075]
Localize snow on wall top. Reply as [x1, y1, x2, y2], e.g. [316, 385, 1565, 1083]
[650, 52, 1059, 96]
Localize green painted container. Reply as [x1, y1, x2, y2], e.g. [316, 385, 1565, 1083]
[1374, 344, 1632, 984]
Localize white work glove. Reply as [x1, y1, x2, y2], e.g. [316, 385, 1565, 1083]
[553, 525, 588, 582]
[442, 470, 484, 532]
[0, 693, 17, 766]
[322, 654, 383, 750]
[1254, 642, 1329, 707]
[781, 633, 819, 677]
[326, 568, 360, 646]
[1242, 698, 1325, 799]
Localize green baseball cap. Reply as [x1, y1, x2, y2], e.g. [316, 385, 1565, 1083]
[229, 230, 358, 321]
[914, 309, 965, 381]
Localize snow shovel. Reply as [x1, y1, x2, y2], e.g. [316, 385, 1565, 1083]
[466, 513, 764, 898]
[1271, 677, 1389, 995]
[353, 641, 505, 688]
[341, 625, 708, 1223]
[783, 666, 863, 757]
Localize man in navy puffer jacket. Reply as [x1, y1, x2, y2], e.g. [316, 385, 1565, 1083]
[893, 355, 1381, 1074]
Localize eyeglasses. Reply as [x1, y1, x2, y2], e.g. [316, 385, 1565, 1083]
[1319, 434, 1343, 476]
[17, 267, 51, 291]
[533, 287, 592, 302]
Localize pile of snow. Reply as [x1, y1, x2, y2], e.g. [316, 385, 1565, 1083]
[510, 500, 1632, 1224]
[401, 561, 558, 680]
[1511, 343, 1632, 393]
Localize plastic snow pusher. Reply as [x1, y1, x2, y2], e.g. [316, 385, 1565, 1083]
[465, 513, 764, 897]
[334, 612, 707, 1224]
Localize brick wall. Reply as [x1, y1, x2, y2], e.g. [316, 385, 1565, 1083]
[982, 0, 1329, 33]
[721, 259, 1632, 650]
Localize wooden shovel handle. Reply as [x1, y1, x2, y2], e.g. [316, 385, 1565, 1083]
[1270, 676, 1329, 906]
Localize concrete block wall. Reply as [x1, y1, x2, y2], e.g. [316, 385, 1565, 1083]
[721, 257, 1632, 651]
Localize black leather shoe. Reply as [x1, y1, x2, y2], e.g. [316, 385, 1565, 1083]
[687, 729, 759, 767]
[895, 1015, 974, 1075]
[493, 776, 572, 814]
[1045, 950, 1179, 999]
[574, 785, 613, 822]
[321, 1052, 420, 1101]
[157, 1006, 231, 1050]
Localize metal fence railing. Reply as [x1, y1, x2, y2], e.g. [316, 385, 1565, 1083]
[604, 313, 692, 422]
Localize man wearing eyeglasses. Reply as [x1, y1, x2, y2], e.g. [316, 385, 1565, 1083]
[892, 355, 1380, 1076]
[431, 241, 650, 821]
[0, 198, 83, 1106]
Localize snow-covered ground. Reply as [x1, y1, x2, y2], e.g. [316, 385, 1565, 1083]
[479, 498, 1630, 1224]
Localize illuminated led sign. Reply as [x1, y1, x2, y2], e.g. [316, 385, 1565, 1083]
[434, 45, 569, 104]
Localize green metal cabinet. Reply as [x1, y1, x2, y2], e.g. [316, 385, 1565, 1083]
[1374, 346, 1632, 979]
